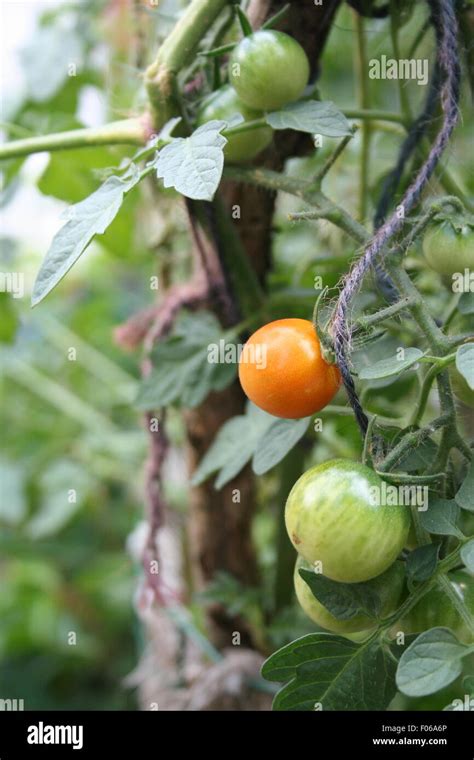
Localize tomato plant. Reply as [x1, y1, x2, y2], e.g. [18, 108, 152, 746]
[285, 459, 410, 582]
[238, 319, 341, 418]
[197, 85, 273, 163]
[1, 0, 473, 728]
[229, 30, 310, 111]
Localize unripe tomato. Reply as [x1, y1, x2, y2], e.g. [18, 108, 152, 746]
[238, 318, 341, 419]
[294, 556, 406, 634]
[450, 366, 474, 409]
[422, 221, 474, 277]
[397, 570, 474, 644]
[229, 30, 310, 111]
[285, 459, 410, 583]
[197, 85, 272, 163]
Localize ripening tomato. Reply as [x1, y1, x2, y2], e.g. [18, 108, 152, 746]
[285, 459, 410, 583]
[294, 556, 406, 634]
[238, 319, 341, 419]
[397, 570, 474, 644]
[422, 221, 474, 277]
[229, 30, 310, 111]
[197, 85, 272, 163]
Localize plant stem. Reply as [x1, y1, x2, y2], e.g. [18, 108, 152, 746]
[311, 127, 357, 187]
[210, 195, 265, 316]
[145, 0, 229, 126]
[378, 414, 451, 474]
[343, 108, 408, 126]
[389, 1, 413, 123]
[357, 297, 416, 329]
[0, 118, 147, 161]
[354, 12, 372, 221]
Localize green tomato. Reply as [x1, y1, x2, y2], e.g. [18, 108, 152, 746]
[422, 221, 474, 277]
[285, 459, 410, 583]
[197, 85, 272, 164]
[397, 570, 474, 644]
[229, 30, 310, 111]
[450, 366, 474, 409]
[294, 556, 406, 634]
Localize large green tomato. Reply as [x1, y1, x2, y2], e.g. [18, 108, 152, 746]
[197, 85, 272, 164]
[285, 459, 410, 583]
[422, 221, 474, 277]
[294, 556, 406, 634]
[229, 30, 310, 111]
[397, 571, 474, 644]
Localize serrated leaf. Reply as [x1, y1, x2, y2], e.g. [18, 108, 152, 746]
[191, 403, 274, 489]
[419, 498, 462, 537]
[456, 344, 474, 390]
[155, 121, 226, 201]
[262, 633, 398, 711]
[460, 540, 474, 572]
[252, 417, 310, 475]
[455, 460, 474, 512]
[299, 569, 381, 620]
[135, 312, 236, 412]
[358, 348, 423, 380]
[396, 628, 469, 697]
[265, 100, 352, 137]
[406, 544, 440, 582]
[32, 168, 143, 306]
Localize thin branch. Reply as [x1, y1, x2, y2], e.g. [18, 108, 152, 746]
[0, 118, 149, 161]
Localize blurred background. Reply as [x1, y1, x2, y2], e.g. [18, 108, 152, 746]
[1, 0, 472, 710]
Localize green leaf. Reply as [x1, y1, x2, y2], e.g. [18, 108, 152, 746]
[419, 498, 462, 537]
[458, 292, 474, 315]
[358, 348, 423, 380]
[155, 121, 227, 201]
[406, 544, 440, 582]
[252, 417, 310, 475]
[456, 344, 474, 390]
[455, 460, 474, 512]
[460, 540, 474, 572]
[262, 634, 398, 710]
[135, 312, 236, 412]
[265, 100, 352, 137]
[32, 167, 143, 306]
[21, 25, 84, 103]
[235, 6, 252, 36]
[397, 437, 437, 473]
[38, 144, 118, 203]
[396, 628, 469, 697]
[299, 569, 381, 620]
[191, 403, 274, 489]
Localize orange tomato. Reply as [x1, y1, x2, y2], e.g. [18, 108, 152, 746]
[238, 318, 341, 419]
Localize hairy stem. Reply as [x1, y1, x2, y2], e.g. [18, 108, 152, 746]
[0, 118, 148, 161]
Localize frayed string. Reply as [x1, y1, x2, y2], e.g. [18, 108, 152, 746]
[332, 0, 461, 436]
